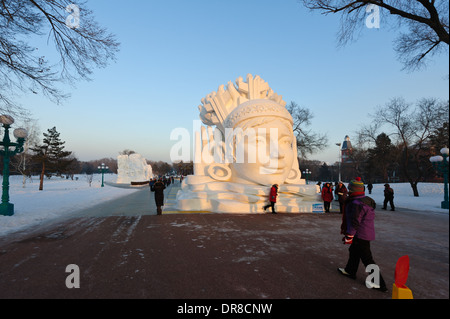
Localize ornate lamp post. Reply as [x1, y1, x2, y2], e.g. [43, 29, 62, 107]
[430, 147, 449, 209]
[98, 163, 109, 187]
[336, 142, 342, 182]
[303, 168, 311, 185]
[0, 115, 28, 216]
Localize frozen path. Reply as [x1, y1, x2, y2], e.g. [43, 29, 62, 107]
[74, 186, 155, 217]
[0, 202, 447, 299]
[72, 182, 178, 217]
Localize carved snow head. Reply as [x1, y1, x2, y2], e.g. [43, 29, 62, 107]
[196, 74, 302, 186]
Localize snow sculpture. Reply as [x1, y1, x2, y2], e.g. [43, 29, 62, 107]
[174, 74, 322, 213]
[116, 153, 153, 184]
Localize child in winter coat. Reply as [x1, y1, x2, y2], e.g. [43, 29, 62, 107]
[338, 177, 387, 292]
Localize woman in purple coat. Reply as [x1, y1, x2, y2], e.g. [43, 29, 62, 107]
[338, 177, 387, 292]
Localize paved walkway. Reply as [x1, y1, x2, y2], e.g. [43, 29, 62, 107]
[71, 182, 181, 217]
[0, 184, 448, 300]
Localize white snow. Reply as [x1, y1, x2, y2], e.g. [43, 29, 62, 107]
[0, 175, 448, 237]
[364, 182, 448, 213]
[0, 174, 139, 236]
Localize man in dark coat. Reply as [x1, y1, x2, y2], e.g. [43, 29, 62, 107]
[335, 181, 348, 214]
[382, 183, 395, 211]
[367, 182, 373, 194]
[152, 178, 166, 215]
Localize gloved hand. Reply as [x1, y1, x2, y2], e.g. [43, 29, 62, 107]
[342, 234, 354, 245]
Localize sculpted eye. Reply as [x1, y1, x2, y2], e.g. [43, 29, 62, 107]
[256, 136, 267, 146]
[280, 136, 293, 147]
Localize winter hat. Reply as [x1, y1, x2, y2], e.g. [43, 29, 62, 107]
[348, 177, 365, 194]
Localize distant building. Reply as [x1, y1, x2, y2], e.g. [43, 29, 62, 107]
[341, 135, 353, 163]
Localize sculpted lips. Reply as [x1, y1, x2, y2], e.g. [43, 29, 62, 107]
[260, 165, 285, 175]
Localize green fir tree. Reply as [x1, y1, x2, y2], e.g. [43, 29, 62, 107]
[31, 127, 73, 191]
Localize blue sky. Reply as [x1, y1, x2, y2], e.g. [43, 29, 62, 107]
[15, 0, 449, 164]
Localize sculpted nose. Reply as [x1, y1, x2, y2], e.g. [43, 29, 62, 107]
[270, 142, 285, 159]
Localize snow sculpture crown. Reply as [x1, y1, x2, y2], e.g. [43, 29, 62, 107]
[198, 74, 291, 132]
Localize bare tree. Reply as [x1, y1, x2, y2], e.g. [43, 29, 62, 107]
[287, 101, 329, 159]
[0, 0, 120, 117]
[300, 0, 449, 70]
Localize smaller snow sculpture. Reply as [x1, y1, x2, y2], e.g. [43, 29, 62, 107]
[116, 153, 153, 184]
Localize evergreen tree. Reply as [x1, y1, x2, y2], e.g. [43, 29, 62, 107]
[31, 127, 73, 190]
[367, 133, 397, 182]
[318, 162, 332, 182]
[430, 122, 449, 152]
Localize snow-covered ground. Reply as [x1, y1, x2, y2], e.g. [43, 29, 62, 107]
[0, 175, 448, 236]
[0, 174, 139, 236]
[361, 182, 448, 213]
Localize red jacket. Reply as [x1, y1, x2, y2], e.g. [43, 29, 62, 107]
[321, 184, 333, 202]
[269, 185, 278, 203]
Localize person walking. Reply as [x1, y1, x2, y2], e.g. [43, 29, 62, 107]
[335, 181, 348, 214]
[152, 178, 166, 215]
[149, 178, 156, 191]
[338, 177, 387, 292]
[321, 182, 333, 213]
[263, 184, 278, 214]
[367, 182, 373, 194]
[382, 183, 395, 211]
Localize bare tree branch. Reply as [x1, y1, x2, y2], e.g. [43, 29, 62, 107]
[0, 0, 120, 118]
[286, 101, 329, 159]
[300, 0, 449, 70]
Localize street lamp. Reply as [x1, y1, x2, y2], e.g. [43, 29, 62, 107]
[336, 143, 342, 182]
[98, 163, 109, 187]
[303, 169, 311, 185]
[430, 147, 449, 209]
[0, 115, 28, 216]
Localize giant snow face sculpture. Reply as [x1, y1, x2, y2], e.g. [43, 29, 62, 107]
[174, 74, 321, 213]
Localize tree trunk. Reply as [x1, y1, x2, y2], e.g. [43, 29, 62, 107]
[39, 162, 45, 191]
[410, 181, 419, 197]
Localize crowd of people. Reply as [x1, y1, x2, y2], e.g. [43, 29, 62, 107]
[148, 175, 396, 216]
[317, 180, 395, 213]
